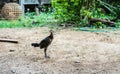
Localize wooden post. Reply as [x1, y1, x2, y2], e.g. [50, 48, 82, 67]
[0, 39, 18, 44]
[35, 7, 39, 16]
[19, 0, 25, 16]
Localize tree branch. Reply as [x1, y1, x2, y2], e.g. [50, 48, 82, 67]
[0, 39, 18, 44]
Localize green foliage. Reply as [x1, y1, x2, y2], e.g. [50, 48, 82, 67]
[114, 4, 120, 19]
[97, 0, 116, 15]
[80, 9, 93, 18]
[115, 20, 120, 28]
[52, 0, 120, 28]
[0, 12, 56, 28]
[92, 22, 106, 28]
[1, 0, 120, 29]
[52, 0, 97, 27]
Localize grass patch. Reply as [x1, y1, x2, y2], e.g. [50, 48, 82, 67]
[0, 20, 24, 28]
[0, 12, 57, 28]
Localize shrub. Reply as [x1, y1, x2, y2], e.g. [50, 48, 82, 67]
[92, 22, 106, 28]
[52, 0, 96, 27]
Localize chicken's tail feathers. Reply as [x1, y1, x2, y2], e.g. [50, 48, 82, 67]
[31, 43, 40, 47]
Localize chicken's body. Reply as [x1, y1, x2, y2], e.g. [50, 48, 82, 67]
[31, 30, 53, 58]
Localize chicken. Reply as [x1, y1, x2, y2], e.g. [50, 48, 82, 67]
[31, 30, 54, 58]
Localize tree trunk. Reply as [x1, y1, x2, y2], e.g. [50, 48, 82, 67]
[90, 18, 116, 26]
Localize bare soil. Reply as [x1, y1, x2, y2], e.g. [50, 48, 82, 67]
[0, 27, 120, 74]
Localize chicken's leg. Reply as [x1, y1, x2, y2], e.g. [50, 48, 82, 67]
[44, 47, 50, 58]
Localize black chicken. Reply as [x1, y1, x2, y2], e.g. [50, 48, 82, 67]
[31, 30, 54, 58]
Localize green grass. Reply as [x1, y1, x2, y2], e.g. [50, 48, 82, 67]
[0, 12, 57, 28]
[0, 20, 24, 28]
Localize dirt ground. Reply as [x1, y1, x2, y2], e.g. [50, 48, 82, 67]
[0, 27, 120, 74]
